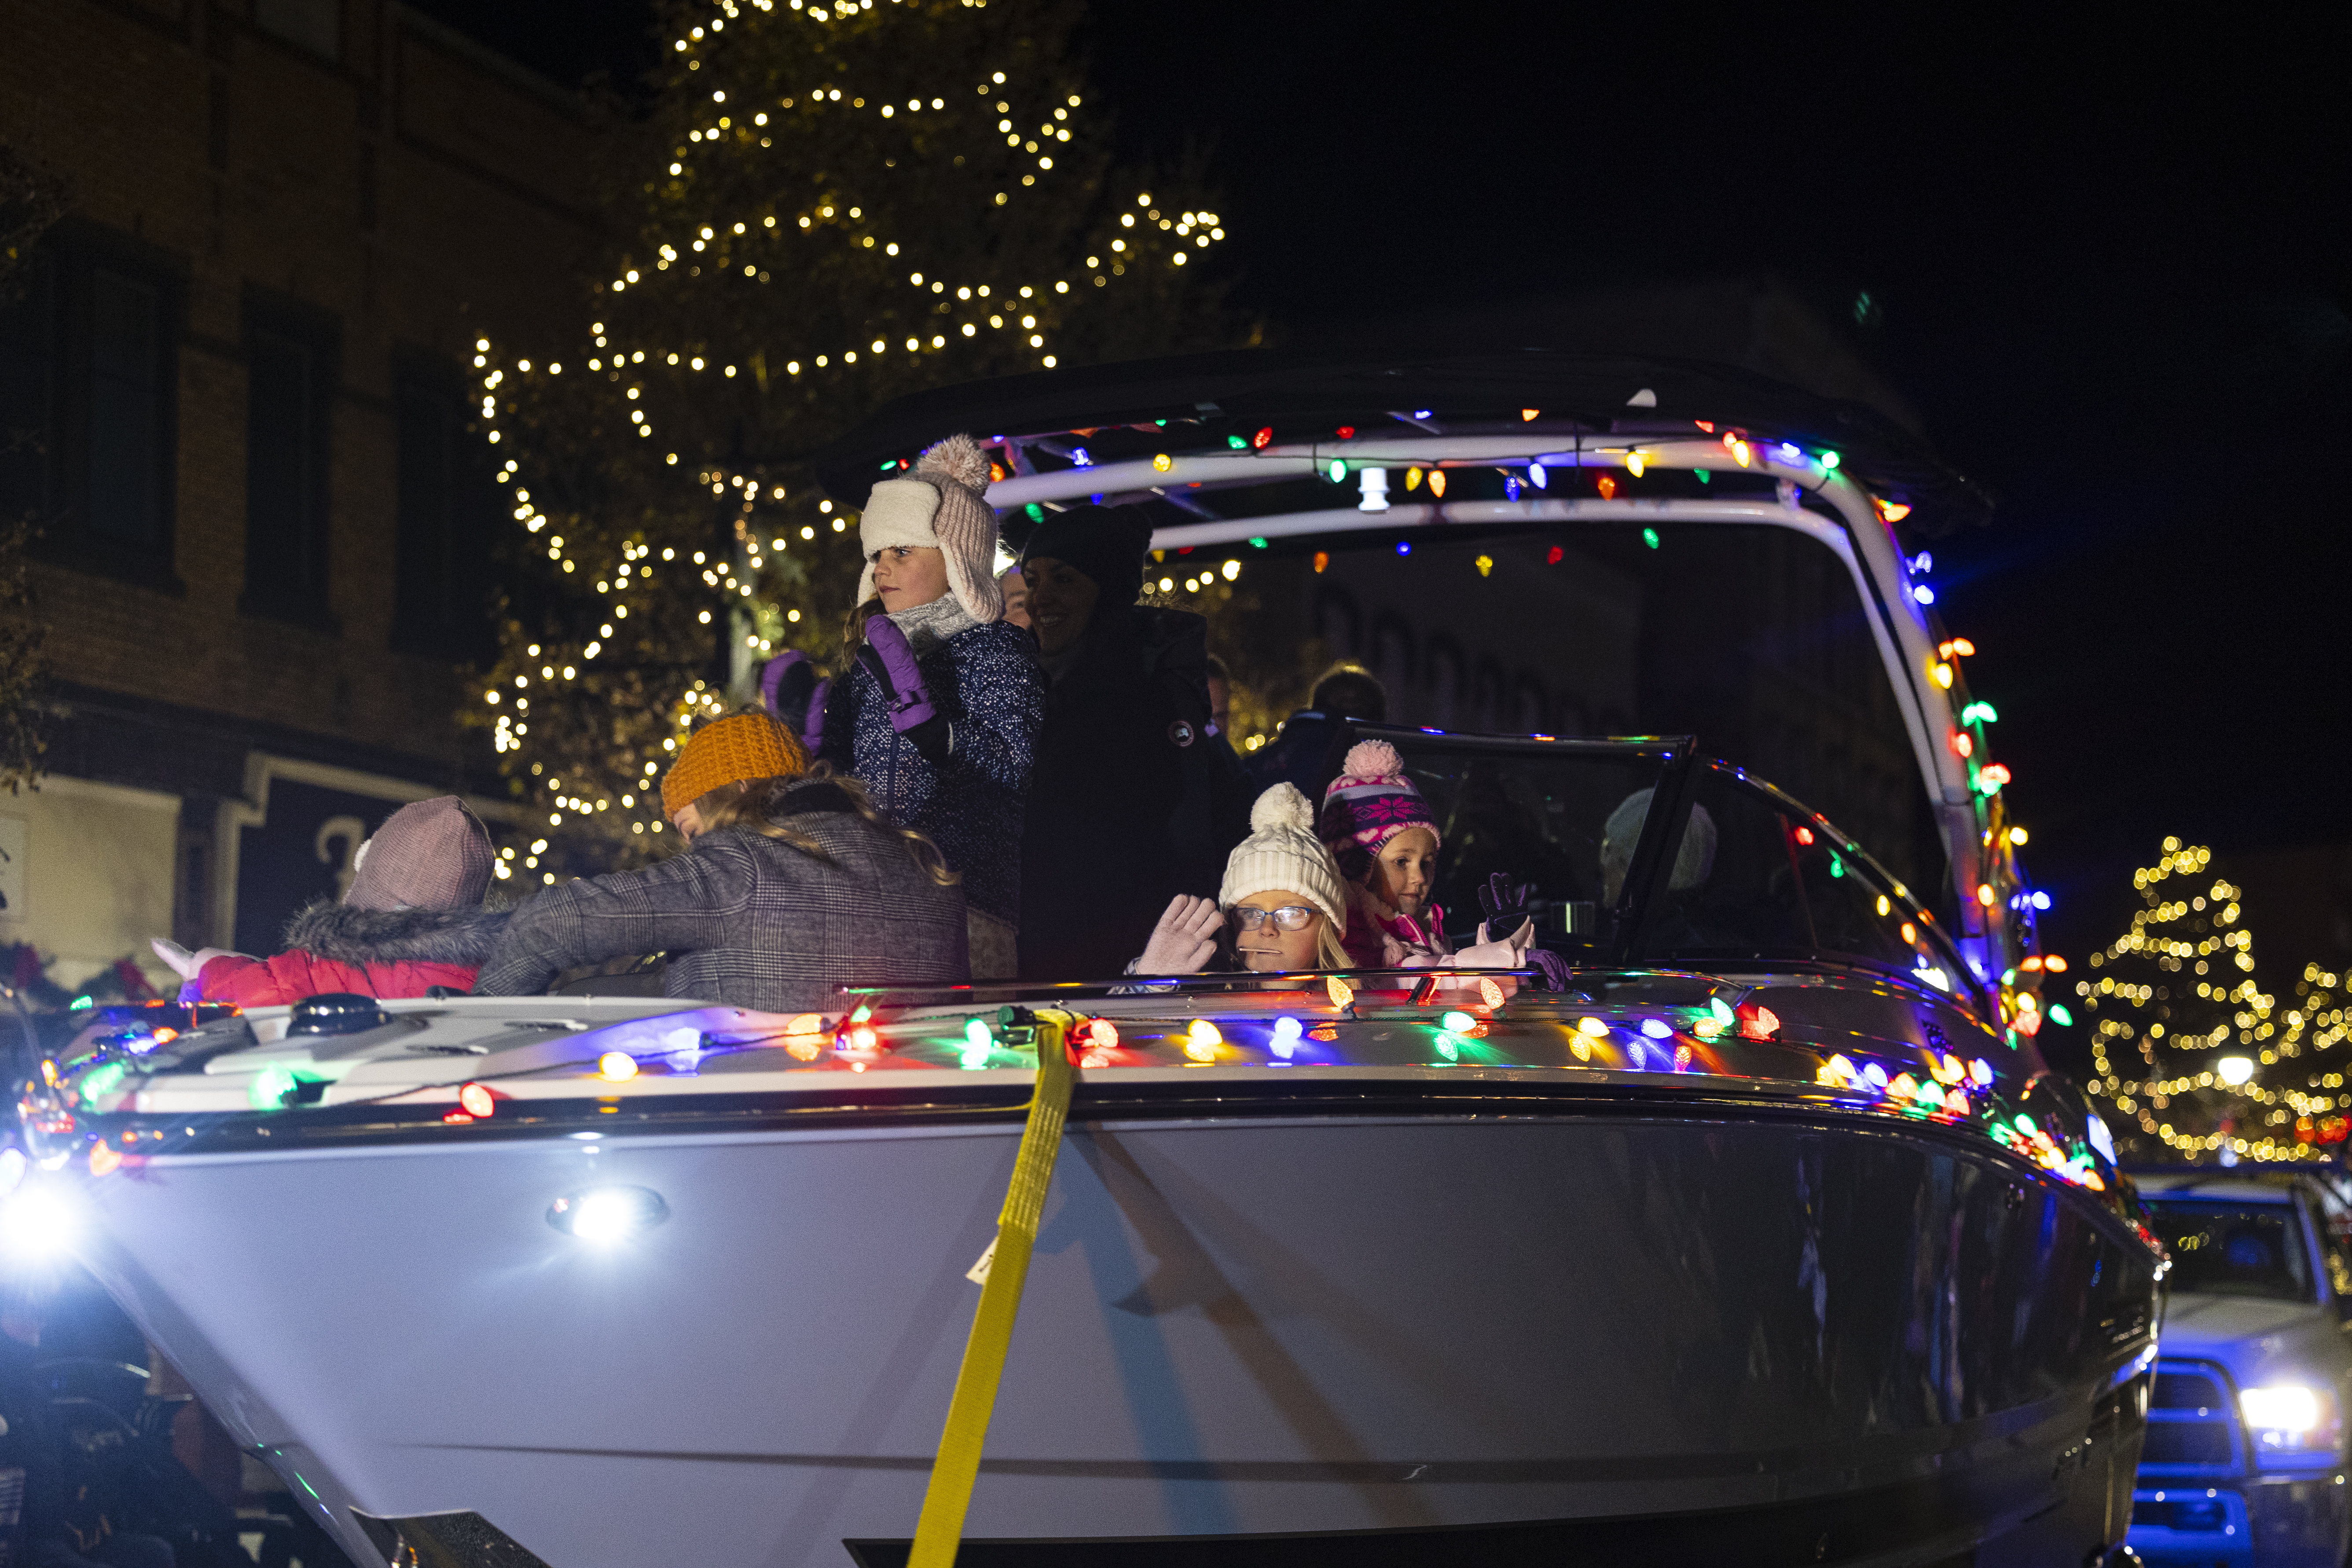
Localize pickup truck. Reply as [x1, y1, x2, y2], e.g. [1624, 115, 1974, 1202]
[2129, 1168, 2352, 1568]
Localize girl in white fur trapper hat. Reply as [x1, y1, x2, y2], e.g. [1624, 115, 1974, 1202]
[799, 433, 1044, 978]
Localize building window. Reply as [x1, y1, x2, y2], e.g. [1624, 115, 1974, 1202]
[241, 292, 336, 624]
[391, 355, 494, 660]
[253, 0, 341, 60]
[0, 253, 55, 526]
[0, 228, 179, 583]
[87, 270, 166, 545]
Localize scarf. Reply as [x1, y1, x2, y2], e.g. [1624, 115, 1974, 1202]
[886, 593, 978, 656]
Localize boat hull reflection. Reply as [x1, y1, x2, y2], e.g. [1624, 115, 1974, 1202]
[78, 1101, 2154, 1567]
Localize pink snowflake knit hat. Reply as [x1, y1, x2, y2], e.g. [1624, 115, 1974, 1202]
[1318, 740, 1439, 856]
[857, 432, 1005, 623]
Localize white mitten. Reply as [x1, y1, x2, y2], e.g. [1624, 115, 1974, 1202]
[1451, 917, 1534, 969]
[151, 939, 239, 980]
[1136, 895, 1224, 974]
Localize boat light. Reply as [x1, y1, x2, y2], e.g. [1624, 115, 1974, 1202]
[1477, 977, 1506, 1009]
[1737, 1005, 1780, 1041]
[0, 1186, 76, 1260]
[1575, 1016, 1609, 1037]
[1441, 1011, 1475, 1033]
[1185, 1019, 1223, 1062]
[1326, 976, 1354, 1012]
[2218, 1056, 2255, 1087]
[458, 1082, 495, 1118]
[547, 1186, 670, 1243]
[1639, 1018, 1673, 1039]
[596, 1051, 639, 1082]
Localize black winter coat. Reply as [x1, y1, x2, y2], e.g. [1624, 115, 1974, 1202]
[1016, 606, 1252, 982]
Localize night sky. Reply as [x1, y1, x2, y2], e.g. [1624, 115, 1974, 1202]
[427, 0, 2352, 991]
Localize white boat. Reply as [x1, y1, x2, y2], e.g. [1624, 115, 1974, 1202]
[10, 353, 2164, 1567]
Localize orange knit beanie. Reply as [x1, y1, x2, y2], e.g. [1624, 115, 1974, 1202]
[661, 712, 808, 816]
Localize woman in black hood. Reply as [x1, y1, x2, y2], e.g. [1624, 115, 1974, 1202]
[1016, 506, 1251, 981]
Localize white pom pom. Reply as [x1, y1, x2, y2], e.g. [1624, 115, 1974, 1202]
[1250, 782, 1314, 834]
[1341, 739, 1401, 781]
[918, 431, 991, 492]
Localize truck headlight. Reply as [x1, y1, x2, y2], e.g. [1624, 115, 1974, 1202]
[2241, 1384, 2338, 1451]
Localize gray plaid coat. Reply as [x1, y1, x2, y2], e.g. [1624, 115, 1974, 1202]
[473, 780, 968, 1011]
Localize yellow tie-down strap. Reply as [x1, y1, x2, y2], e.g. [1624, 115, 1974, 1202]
[908, 1010, 1076, 1567]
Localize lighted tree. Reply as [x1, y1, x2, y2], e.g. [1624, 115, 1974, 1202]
[0, 143, 64, 794]
[2079, 838, 2297, 1161]
[471, 0, 1236, 882]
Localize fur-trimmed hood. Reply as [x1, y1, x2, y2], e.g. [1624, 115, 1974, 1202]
[282, 900, 510, 966]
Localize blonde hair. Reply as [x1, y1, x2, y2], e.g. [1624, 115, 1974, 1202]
[692, 761, 958, 888]
[840, 596, 884, 654]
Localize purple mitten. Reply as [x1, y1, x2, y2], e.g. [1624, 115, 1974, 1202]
[762, 651, 815, 724]
[859, 615, 938, 731]
[803, 677, 831, 753]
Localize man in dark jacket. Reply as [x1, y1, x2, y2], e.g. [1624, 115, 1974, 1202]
[1016, 507, 1252, 982]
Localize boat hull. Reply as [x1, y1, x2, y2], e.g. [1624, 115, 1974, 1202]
[65, 1092, 2154, 1568]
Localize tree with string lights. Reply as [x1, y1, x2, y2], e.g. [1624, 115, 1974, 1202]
[471, 0, 1237, 883]
[2076, 837, 2329, 1163]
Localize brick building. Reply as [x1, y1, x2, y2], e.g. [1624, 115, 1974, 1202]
[0, 0, 601, 987]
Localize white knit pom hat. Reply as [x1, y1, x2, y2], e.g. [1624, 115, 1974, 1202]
[858, 432, 1005, 623]
[1220, 783, 1348, 929]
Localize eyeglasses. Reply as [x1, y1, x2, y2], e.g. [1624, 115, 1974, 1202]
[1228, 904, 1318, 932]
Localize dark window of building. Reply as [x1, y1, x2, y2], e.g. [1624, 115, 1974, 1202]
[0, 253, 56, 524]
[391, 354, 495, 661]
[87, 269, 166, 545]
[242, 292, 337, 624]
[253, 0, 341, 60]
[0, 228, 180, 584]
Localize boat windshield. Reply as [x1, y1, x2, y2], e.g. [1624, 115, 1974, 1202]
[2143, 1201, 2315, 1303]
[1299, 522, 1951, 914]
[1380, 731, 1973, 1002]
[1633, 763, 1973, 997]
[1378, 735, 1674, 942]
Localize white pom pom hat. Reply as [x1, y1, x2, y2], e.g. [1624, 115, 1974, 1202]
[1221, 783, 1348, 929]
[858, 432, 1005, 623]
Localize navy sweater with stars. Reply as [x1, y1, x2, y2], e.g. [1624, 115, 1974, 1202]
[818, 618, 1043, 924]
